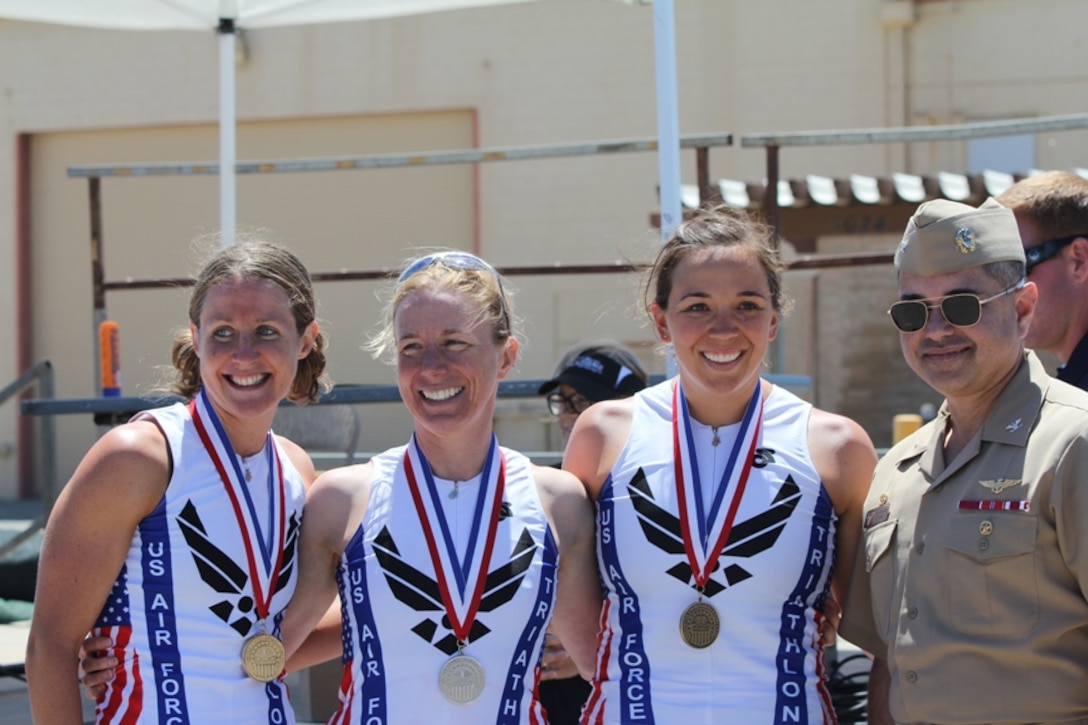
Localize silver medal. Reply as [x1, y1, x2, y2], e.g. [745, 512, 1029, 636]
[438, 654, 486, 704]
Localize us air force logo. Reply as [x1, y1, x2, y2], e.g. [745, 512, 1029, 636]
[177, 500, 301, 636]
[628, 448, 801, 597]
[372, 525, 537, 655]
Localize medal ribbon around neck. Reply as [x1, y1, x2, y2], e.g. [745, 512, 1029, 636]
[672, 380, 764, 588]
[189, 390, 287, 624]
[403, 434, 506, 643]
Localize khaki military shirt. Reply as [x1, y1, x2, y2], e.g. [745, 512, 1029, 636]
[841, 353, 1088, 725]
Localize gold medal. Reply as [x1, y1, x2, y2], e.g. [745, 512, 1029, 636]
[438, 654, 486, 704]
[192, 395, 291, 685]
[679, 600, 720, 649]
[241, 632, 287, 682]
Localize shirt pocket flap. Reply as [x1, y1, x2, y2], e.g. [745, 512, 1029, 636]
[864, 518, 897, 572]
[945, 514, 1037, 560]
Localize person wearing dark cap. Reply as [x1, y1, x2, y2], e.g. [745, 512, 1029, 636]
[539, 343, 649, 447]
[536, 342, 647, 725]
[840, 198, 1088, 724]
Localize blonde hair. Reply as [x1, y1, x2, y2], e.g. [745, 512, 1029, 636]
[367, 250, 516, 363]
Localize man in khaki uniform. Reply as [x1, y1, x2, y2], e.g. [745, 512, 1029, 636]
[841, 197, 1088, 725]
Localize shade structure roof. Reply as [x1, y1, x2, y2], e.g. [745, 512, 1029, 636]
[0, 0, 538, 30]
[683, 168, 1088, 211]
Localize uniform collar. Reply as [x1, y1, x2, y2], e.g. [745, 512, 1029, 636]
[893, 351, 1047, 484]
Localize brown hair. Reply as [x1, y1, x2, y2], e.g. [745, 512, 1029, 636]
[170, 241, 328, 403]
[643, 204, 791, 316]
[996, 171, 1088, 240]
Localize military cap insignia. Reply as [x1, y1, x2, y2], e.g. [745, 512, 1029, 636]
[954, 228, 977, 254]
[895, 238, 909, 261]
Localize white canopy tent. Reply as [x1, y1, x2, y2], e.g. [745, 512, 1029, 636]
[0, 0, 540, 246]
[0, 0, 681, 245]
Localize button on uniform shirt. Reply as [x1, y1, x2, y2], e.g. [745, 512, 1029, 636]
[841, 352, 1088, 725]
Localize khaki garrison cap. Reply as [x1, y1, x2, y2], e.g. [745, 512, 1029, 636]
[894, 197, 1025, 276]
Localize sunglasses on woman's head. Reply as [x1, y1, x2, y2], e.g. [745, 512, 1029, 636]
[888, 279, 1025, 334]
[398, 251, 511, 327]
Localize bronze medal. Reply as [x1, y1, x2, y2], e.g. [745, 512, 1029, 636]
[438, 654, 486, 704]
[241, 632, 287, 682]
[670, 382, 762, 651]
[679, 600, 720, 649]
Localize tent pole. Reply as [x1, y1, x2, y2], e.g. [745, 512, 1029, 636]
[653, 0, 681, 377]
[218, 16, 237, 247]
[653, 0, 681, 243]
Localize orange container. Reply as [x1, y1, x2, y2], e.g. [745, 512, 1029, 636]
[99, 320, 122, 397]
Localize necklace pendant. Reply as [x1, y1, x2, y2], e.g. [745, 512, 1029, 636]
[711, 428, 721, 447]
[448, 481, 459, 500]
[245, 467, 253, 482]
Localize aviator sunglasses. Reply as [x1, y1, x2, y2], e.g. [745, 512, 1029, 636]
[888, 279, 1025, 334]
[397, 251, 511, 327]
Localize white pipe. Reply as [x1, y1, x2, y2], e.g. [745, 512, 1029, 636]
[218, 20, 237, 247]
[652, 0, 681, 376]
[653, 0, 681, 243]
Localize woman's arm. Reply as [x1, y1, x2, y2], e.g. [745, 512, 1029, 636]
[27, 420, 169, 723]
[534, 466, 602, 680]
[282, 463, 371, 671]
[807, 408, 878, 606]
[276, 434, 318, 492]
[562, 399, 633, 499]
[285, 601, 343, 673]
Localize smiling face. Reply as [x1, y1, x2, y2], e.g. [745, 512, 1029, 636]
[651, 245, 779, 424]
[190, 275, 317, 442]
[394, 285, 517, 448]
[897, 265, 1035, 406]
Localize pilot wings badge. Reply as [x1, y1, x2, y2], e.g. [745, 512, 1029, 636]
[979, 478, 1020, 495]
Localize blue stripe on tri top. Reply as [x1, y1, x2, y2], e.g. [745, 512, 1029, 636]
[773, 486, 835, 725]
[497, 526, 558, 724]
[599, 475, 655, 724]
[265, 612, 291, 723]
[342, 524, 388, 723]
[139, 498, 191, 724]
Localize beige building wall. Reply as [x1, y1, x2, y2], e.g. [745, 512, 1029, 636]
[2, 0, 1088, 496]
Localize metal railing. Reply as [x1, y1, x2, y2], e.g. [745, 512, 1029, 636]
[18, 373, 814, 470]
[0, 360, 55, 562]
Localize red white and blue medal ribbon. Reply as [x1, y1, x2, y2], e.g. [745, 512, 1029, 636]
[403, 434, 506, 644]
[189, 390, 287, 625]
[672, 380, 763, 588]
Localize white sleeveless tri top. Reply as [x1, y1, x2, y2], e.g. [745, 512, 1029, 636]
[93, 398, 305, 724]
[582, 380, 838, 725]
[331, 442, 556, 724]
